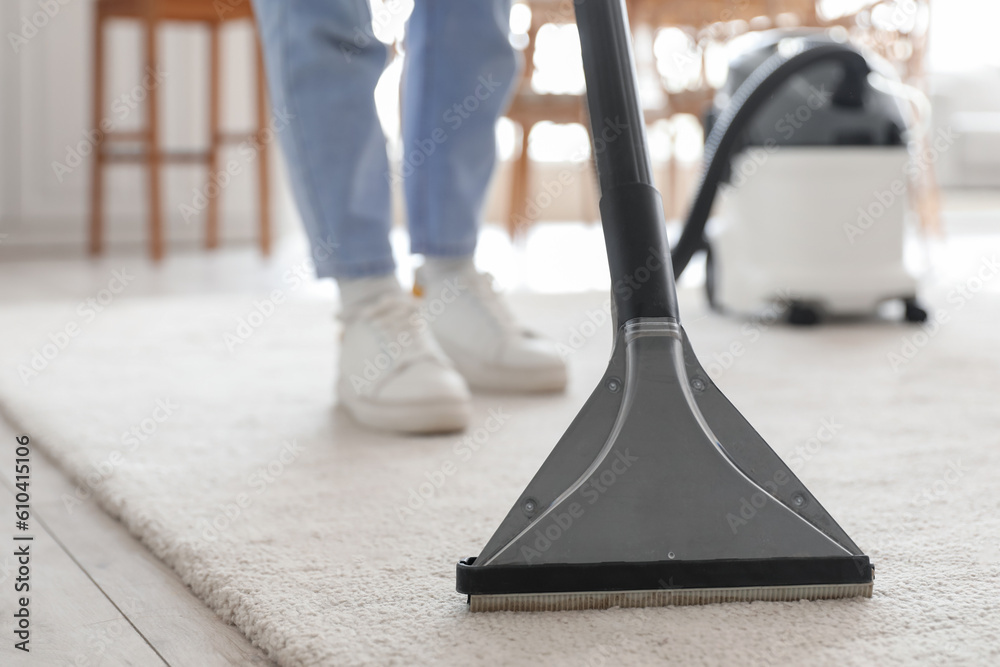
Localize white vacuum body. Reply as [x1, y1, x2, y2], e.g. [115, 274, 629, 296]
[711, 146, 918, 316]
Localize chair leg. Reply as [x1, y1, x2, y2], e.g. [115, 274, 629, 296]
[145, 16, 164, 261]
[206, 21, 221, 250]
[89, 9, 105, 256]
[667, 124, 679, 221]
[508, 122, 531, 239]
[255, 35, 271, 256]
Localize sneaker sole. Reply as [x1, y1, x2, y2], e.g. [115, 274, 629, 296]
[340, 394, 471, 434]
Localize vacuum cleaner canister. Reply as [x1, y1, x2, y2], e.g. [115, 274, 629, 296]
[457, 5, 873, 612]
[702, 30, 926, 323]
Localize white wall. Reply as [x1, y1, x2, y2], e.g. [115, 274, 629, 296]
[930, 69, 1000, 189]
[0, 0, 21, 236]
[0, 0, 279, 251]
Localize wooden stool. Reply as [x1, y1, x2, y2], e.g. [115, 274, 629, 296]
[505, 1, 588, 238]
[91, 0, 271, 260]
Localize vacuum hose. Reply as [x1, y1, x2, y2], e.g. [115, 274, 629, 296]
[576, 0, 680, 323]
[670, 42, 871, 279]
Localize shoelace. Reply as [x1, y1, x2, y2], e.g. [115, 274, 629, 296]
[465, 271, 522, 336]
[355, 293, 438, 366]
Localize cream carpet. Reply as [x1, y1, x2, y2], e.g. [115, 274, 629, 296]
[0, 288, 998, 666]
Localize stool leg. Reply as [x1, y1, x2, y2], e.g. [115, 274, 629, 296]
[206, 21, 221, 250]
[255, 35, 271, 256]
[89, 9, 105, 256]
[508, 121, 531, 239]
[668, 123, 679, 220]
[145, 16, 164, 261]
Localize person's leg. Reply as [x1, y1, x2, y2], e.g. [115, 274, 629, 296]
[401, 0, 519, 256]
[402, 1, 566, 392]
[252, 0, 470, 433]
[252, 0, 394, 278]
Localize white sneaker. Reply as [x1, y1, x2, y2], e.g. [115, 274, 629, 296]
[414, 265, 567, 393]
[337, 292, 471, 434]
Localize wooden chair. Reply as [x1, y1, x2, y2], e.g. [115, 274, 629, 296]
[504, 0, 587, 238]
[91, 0, 271, 261]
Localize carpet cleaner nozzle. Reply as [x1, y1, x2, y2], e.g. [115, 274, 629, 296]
[456, 0, 873, 612]
[457, 315, 873, 611]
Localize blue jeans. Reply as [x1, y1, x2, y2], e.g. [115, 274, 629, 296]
[251, 0, 518, 278]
